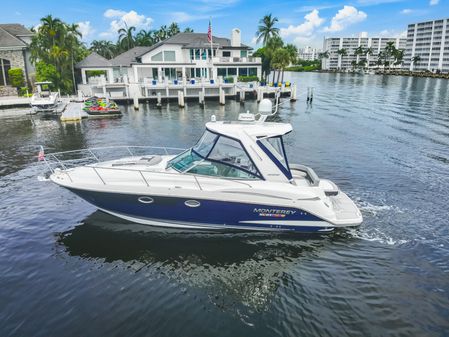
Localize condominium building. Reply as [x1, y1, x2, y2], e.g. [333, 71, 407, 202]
[403, 18, 449, 72]
[297, 46, 321, 61]
[322, 34, 406, 70]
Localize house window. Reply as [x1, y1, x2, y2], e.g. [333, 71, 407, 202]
[0, 59, 11, 86]
[195, 49, 201, 60]
[164, 51, 176, 62]
[222, 51, 231, 57]
[151, 52, 163, 61]
[195, 68, 201, 77]
[249, 67, 257, 76]
[190, 49, 194, 60]
[217, 68, 226, 77]
[201, 49, 207, 60]
[227, 67, 237, 75]
[238, 68, 248, 76]
[240, 50, 247, 58]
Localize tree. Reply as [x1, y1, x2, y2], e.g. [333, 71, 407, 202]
[337, 48, 348, 57]
[135, 30, 155, 47]
[285, 44, 298, 65]
[118, 25, 136, 51]
[265, 36, 284, 82]
[318, 51, 329, 59]
[353, 46, 364, 57]
[30, 15, 88, 93]
[90, 40, 116, 59]
[365, 47, 374, 56]
[168, 22, 180, 37]
[184, 27, 194, 33]
[271, 48, 290, 83]
[8, 68, 25, 94]
[393, 49, 404, 66]
[383, 41, 397, 70]
[351, 60, 358, 69]
[256, 14, 279, 45]
[411, 55, 421, 66]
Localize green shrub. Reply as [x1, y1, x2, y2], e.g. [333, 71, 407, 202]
[238, 75, 259, 82]
[18, 87, 31, 97]
[86, 70, 107, 78]
[224, 76, 235, 83]
[8, 68, 25, 89]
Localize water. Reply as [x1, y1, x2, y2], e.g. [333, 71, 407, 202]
[1, 72, 449, 336]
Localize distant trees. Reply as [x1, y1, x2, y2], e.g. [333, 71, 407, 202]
[88, 22, 191, 60]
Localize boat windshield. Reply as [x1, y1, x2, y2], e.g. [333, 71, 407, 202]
[168, 130, 261, 179]
[258, 136, 289, 171]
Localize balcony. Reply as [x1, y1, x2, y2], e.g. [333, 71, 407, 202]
[212, 57, 261, 64]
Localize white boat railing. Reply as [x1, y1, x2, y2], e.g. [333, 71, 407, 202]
[38, 145, 254, 190]
[40, 145, 185, 173]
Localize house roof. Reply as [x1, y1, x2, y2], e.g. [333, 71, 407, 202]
[0, 24, 33, 36]
[0, 24, 32, 48]
[110, 46, 154, 66]
[162, 32, 251, 50]
[75, 52, 111, 68]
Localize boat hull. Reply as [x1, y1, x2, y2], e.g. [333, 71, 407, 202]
[67, 187, 335, 233]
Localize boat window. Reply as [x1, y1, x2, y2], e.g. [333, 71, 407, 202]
[169, 131, 261, 180]
[259, 137, 289, 171]
[208, 136, 259, 176]
[169, 150, 203, 172]
[192, 130, 218, 157]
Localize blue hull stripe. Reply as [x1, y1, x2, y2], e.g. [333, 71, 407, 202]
[67, 188, 331, 232]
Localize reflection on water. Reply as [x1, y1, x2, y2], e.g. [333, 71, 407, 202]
[57, 211, 337, 311]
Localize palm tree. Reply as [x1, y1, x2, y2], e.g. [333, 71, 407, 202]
[411, 55, 421, 67]
[393, 49, 404, 67]
[318, 51, 329, 59]
[168, 22, 180, 37]
[256, 14, 279, 46]
[383, 41, 397, 70]
[155, 25, 168, 42]
[135, 30, 155, 46]
[271, 48, 290, 83]
[336, 48, 347, 70]
[66, 23, 82, 92]
[365, 47, 374, 56]
[184, 27, 194, 33]
[265, 36, 284, 82]
[90, 40, 116, 59]
[353, 46, 364, 57]
[40, 15, 63, 47]
[118, 25, 136, 51]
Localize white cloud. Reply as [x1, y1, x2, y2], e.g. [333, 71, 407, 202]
[280, 10, 324, 38]
[323, 6, 367, 32]
[430, 0, 439, 5]
[104, 9, 127, 18]
[400, 8, 413, 14]
[295, 4, 340, 12]
[77, 21, 94, 40]
[101, 9, 153, 37]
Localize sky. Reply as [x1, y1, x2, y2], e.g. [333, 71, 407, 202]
[1, 0, 448, 49]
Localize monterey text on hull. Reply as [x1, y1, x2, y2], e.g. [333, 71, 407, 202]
[41, 98, 363, 233]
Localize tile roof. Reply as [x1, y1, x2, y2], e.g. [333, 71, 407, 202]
[0, 24, 32, 48]
[75, 52, 111, 68]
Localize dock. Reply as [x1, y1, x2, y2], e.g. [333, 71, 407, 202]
[60, 102, 87, 122]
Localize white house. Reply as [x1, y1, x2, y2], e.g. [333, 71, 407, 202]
[76, 29, 262, 98]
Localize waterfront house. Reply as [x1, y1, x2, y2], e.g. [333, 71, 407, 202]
[76, 29, 262, 98]
[0, 24, 34, 96]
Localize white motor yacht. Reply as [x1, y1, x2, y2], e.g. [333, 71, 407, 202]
[41, 99, 362, 233]
[31, 81, 60, 112]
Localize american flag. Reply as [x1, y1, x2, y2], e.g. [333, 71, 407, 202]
[207, 19, 212, 43]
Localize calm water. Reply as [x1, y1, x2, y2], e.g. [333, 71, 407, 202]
[1, 72, 449, 337]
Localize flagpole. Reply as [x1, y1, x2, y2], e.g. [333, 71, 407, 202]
[209, 17, 213, 61]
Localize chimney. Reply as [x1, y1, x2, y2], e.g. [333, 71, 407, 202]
[231, 28, 241, 47]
